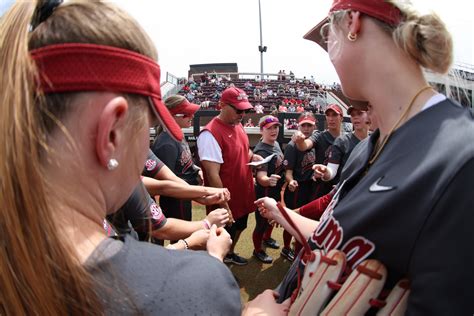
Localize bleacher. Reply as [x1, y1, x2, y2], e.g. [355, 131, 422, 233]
[177, 73, 346, 114]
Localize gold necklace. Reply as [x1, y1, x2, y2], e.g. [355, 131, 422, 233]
[368, 85, 432, 165]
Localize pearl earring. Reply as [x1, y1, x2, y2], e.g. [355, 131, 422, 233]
[107, 158, 119, 170]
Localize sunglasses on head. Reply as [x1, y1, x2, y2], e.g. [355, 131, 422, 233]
[260, 116, 280, 128]
[227, 103, 251, 114]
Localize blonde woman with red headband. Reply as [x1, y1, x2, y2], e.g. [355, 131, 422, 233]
[0, 1, 244, 314]
[254, 0, 474, 313]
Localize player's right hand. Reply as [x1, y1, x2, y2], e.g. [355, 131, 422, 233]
[206, 224, 232, 262]
[268, 174, 281, 187]
[291, 131, 306, 144]
[288, 180, 299, 192]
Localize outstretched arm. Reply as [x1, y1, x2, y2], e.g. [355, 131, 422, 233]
[255, 197, 319, 244]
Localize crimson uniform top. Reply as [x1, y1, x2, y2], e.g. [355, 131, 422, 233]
[200, 118, 255, 219]
[278, 98, 474, 314]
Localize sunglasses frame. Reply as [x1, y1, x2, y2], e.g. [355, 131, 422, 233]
[227, 103, 251, 114]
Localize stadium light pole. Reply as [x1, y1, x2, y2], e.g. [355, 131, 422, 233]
[258, 0, 267, 80]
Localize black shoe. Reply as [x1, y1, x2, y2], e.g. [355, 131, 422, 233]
[280, 248, 295, 262]
[253, 250, 273, 264]
[263, 237, 280, 249]
[224, 253, 248, 266]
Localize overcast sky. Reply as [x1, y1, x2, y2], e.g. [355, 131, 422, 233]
[112, 0, 473, 84]
[1, 0, 472, 84]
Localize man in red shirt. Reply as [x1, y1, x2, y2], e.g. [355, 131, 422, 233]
[197, 87, 262, 265]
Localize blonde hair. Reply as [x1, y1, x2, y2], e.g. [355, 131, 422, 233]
[389, 0, 453, 74]
[0, 1, 156, 314]
[164, 95, 186, 110]
[329, 1, 453, 74]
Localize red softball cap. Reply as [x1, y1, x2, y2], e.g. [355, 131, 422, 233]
[220, 87, 253, 110]
[325, 104, 343, 116]
[303, 0, 402, 51]
[298, 115, 316, 126]
[31, 43, 183, 141]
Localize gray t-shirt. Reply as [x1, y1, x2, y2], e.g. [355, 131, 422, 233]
[85, 236, 241, 315]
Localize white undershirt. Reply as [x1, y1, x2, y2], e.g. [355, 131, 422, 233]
[197, 130, 224, 163]
[421, 93, 446, 111]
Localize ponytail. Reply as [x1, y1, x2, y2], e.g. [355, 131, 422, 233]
[390, 0, 453, 74]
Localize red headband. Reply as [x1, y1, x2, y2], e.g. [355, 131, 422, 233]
[169, 98, 200, 116]
[30, 43, 183, 141]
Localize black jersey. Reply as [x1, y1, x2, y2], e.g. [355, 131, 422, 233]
[283, 140, 316, 182]
[151, 131, 199, 185]
[142, 149, 165, 178]
[279, 99, 474, 314]
[309, 130, 339, 198]
[86, 236, 241, 315]
[108, 182, 167, 241]
[327, 132, 361, 183]
[254, 141, 285, 201]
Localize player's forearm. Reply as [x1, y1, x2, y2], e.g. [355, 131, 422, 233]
[273, 208, 319, 244]
[153, 218, 202, 240]
[143, 177, 210, 199]
[285, 170, 294, 183]
[295, 139, 312, 151]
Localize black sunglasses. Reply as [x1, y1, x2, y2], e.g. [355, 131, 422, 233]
[227, 103, 251, 114]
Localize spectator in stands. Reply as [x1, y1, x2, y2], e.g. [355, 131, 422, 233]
[254, 103, 265, 114]
[197, 87, 262, 265]
[211, 89, 220, 100]
[279, 101, 288, 112]
[244, 80, 253, 90]
[244, 118, 255, 127]
[288, 104, 296, 112]
[252, 116, 285, 263]
[292, 104, 343, 198]
[0, 1, 243, 314]
[202, 71, 210, 83]
[296, 104, 305, 113]
[186, 90, 195, 101]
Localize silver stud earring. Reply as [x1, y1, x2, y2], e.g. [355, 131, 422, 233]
[107, 158, 119, 170]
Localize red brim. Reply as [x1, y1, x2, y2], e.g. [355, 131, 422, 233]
[235, 100, 254, 110]
[303, 18, 328, 51]
[181, 102, 201, 115]
[298, 119, 316, 126]
[150, 96, 183, 141]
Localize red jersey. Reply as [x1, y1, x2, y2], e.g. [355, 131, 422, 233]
[201, 118, 256, 219]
